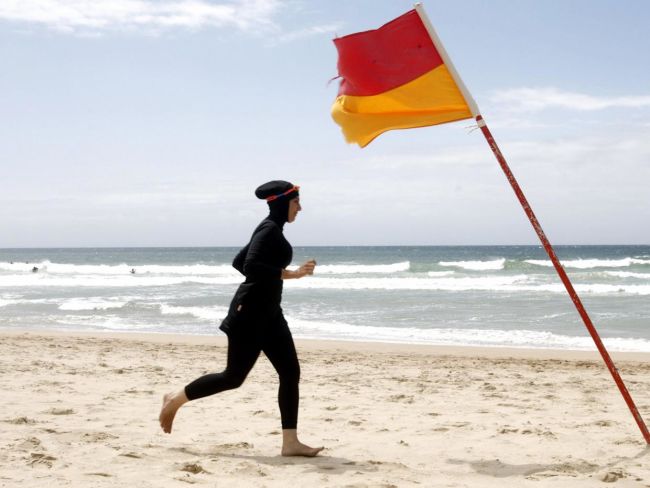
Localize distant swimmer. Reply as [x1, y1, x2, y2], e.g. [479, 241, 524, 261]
[32, 266, 39, 273]
[130, 268, 136, 274]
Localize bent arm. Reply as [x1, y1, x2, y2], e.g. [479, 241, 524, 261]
[232, 244, 249, 275]
[282, 260, 316, 280]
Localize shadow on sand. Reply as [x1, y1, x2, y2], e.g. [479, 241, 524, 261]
[447, 445, 649, 479]
[170, 445, 379, 475]
[222, 452, 377, 475]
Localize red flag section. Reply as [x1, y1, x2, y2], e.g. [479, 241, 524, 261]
[334, 10, 443, 96]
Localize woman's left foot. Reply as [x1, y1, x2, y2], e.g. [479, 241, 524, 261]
[159, 392, 182, 434]
[281, 441, 324, 457]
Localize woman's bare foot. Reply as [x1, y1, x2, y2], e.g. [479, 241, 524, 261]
[281, 441, 324, 457]
[159, 390, 188, 434]
[281, 429, 324, 457]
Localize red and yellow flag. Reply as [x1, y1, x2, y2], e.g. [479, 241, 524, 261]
[331, 9, 475, 147]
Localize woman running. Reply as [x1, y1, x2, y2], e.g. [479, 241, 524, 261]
[159, 180, 323, 457]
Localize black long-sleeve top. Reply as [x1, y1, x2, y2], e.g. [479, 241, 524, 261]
[233, 217, 292, 282]
[220, 216, 293, 334]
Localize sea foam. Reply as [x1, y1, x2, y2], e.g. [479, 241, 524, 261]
[439, 259, 506, 271]
[604, 271, 650, 279]
[59, 298, 129, 311]
[312, 261, 410, 274]
[285, 275, 530, 291]
[285, 317, 650, 352]
[0, 261, 239, 276]
[160, 304, 229, 321]
[525, 257, 650, 269]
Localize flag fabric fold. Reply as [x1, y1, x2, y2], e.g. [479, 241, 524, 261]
[331, 9, 473, 147]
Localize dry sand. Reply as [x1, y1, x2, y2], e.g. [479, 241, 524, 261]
[1, 329, 650, 487]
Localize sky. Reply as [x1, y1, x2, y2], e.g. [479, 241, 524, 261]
[1, 0, 649, 247]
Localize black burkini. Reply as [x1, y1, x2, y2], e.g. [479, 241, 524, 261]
[184, 183, 300, 429]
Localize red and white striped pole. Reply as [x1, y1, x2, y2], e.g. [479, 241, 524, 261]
[476, 114, 650, 444]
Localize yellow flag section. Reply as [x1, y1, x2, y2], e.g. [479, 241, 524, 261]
[332, 65, 472, 148]
[331, 9, 473, 147]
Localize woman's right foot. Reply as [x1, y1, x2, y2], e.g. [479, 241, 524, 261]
[281, 440, 324, 457]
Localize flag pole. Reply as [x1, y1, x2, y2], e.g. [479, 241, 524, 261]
[415, 3, 650, 444]
[414, 3, 479, 119]
[476, 116, 650, 445]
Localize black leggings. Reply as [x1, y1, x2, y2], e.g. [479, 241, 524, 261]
[184, 322, 300, 429]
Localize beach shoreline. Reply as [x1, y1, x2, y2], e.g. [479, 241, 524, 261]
[2, 329, 650, 487]
[3, 326, 650, 361]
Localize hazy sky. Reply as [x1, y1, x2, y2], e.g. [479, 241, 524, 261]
[1, 0, 649, 247]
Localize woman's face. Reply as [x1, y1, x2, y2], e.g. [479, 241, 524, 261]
[287, 197, 301, 223]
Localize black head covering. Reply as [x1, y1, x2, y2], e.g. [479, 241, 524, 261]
[255, 180, 299, 227]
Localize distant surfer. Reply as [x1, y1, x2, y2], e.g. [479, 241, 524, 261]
[159, 180, 323, 457]
[130, 268, 136, 274]
[31, 266, 39, 273]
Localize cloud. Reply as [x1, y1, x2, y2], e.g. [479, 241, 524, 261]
[344, 145, 489, 171]
[271, 21, 342, 45]
[490, 87, 650, 113]
[0, 0, 282, 34]
[335, 128, 650, 191]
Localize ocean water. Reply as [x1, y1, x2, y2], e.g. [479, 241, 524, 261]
[1, 246, 650, 351]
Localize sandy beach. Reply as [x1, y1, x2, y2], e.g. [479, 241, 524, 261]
[1, 330, 649, 487]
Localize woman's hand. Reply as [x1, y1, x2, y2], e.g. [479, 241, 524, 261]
[299, 259, 316, 276]
[282, 259, 316, 279]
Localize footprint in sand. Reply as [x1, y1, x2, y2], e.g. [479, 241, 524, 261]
[46, 408, 75, 416]
[83, 432, 119, 442]
[4, 416, 36, 425]
[481, 382, 497, 392]
[593, 420, 613, 427]
[598, 468, 627, 483]
[119, 452, 143, 459]
[28, 452, 57, 468]
[214, 442, 253, 450]
[387, 394, 414, 404]
[126, 388, 154, 395]
[180, 463, 209, 474]
[18, 437, 42, 450]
